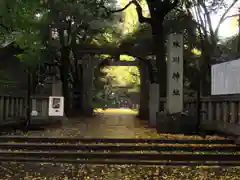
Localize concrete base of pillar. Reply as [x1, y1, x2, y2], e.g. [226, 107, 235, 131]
[82, 108, 94, 117]
[137, 108, 149, 120]
[156, 111, 198, 134]
[235, 136, 240, 145]
[149, 83, 159, 127]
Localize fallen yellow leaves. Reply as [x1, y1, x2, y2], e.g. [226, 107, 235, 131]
[0, 109, 238, 179]
[0, 163, 239, 180]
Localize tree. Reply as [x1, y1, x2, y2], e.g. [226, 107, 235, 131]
[115, 0, 179, 110]
[185, 0, 240, 95]
[40, 0, 117, 115]
[115, 0, 240, 97]
[110, 3, 199, 118]
[0, 0, 121, 116]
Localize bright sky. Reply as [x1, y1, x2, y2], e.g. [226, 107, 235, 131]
[211, 4, 239, 39]
[119, 0, 239, 39]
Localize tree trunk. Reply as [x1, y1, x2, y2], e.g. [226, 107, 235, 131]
[60, 46, 71, 116]
[25, 68, 32, 128]
[133, 0, 177, 111]
[152, 21, 166, 111]
[31, 69, 39, 95]
[200, 42, 212, 96]
[201, 64, 211, 96]
[72, 63, 83, 115]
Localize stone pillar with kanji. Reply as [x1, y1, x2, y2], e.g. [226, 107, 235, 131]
[156, 33, 187, 133]
[166, 34, 183, 113]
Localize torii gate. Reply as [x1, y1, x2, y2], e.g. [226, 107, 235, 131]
[75, 33, 184, 129]
[75, 46, 151, 118]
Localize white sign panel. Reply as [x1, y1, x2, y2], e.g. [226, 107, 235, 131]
[211, 58, 240, 95]
[166, 34, 184, 113]
[48, 96, 64, 116]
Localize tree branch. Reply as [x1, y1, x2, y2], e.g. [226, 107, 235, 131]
[58, 28, 65, 47]
[164, 0, 179, 13]
[214, 0, 239, 36]
[0, 24, 8, 31]
[132, 0, 151, 24]
[74, 24, 89, 34]
[110, 1, 133, 13]
[178, 8, 210, 34]
[109, 0, 151, 24]
[67, 20, 72, 46]
[195, 3, 209, 42]
[0, 22, 11, 32]
[224, 14, 239, 20]
[198, 0, 216, 46]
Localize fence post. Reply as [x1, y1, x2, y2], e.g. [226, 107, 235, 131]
[201, 102, 207, 124]
[0, 96, 4, 122]
[222, 102, 228, 124]
[4, 97, 9, 121]
[207, 101, 213, 124]
[230, 102, 236, 124]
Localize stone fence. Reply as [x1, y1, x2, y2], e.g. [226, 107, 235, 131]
[0, 95, 240, 136]
[160, 96, 240, 136]
[0, 95, 48, 123]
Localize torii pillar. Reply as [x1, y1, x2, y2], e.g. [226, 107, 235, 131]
[149, 60, 159, 127]
[81, 55, 94, 116]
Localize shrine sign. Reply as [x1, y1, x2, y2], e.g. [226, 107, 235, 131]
[166, 34, 184, 113]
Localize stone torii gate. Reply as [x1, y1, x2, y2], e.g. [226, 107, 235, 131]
[78, 55, 142, 114]
[74, 46, 152, 117]
[77, 45, 152, 117]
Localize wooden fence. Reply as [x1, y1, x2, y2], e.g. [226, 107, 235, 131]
[0, 95, 49, 122]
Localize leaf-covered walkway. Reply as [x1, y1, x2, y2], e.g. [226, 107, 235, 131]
[0, 109, 239, 180]
[26, 108, 223, 140]
[26, 109, 158, 138]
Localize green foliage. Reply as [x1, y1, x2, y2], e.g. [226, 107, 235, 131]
[93, 55, 140, 107]
[102, 66, 140, 87]
[120, 54, 135, 61]
[0, 0, 120, 67]
[0, 0, 46, 67]
[1, 0, 239, 97]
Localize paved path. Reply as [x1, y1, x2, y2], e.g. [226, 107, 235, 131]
[27, 108, 159, 138]
[27, 108, 223, 140]
[1, 109, 237, 180]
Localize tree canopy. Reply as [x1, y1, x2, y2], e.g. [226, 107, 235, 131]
[1, 0, 240, 110]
